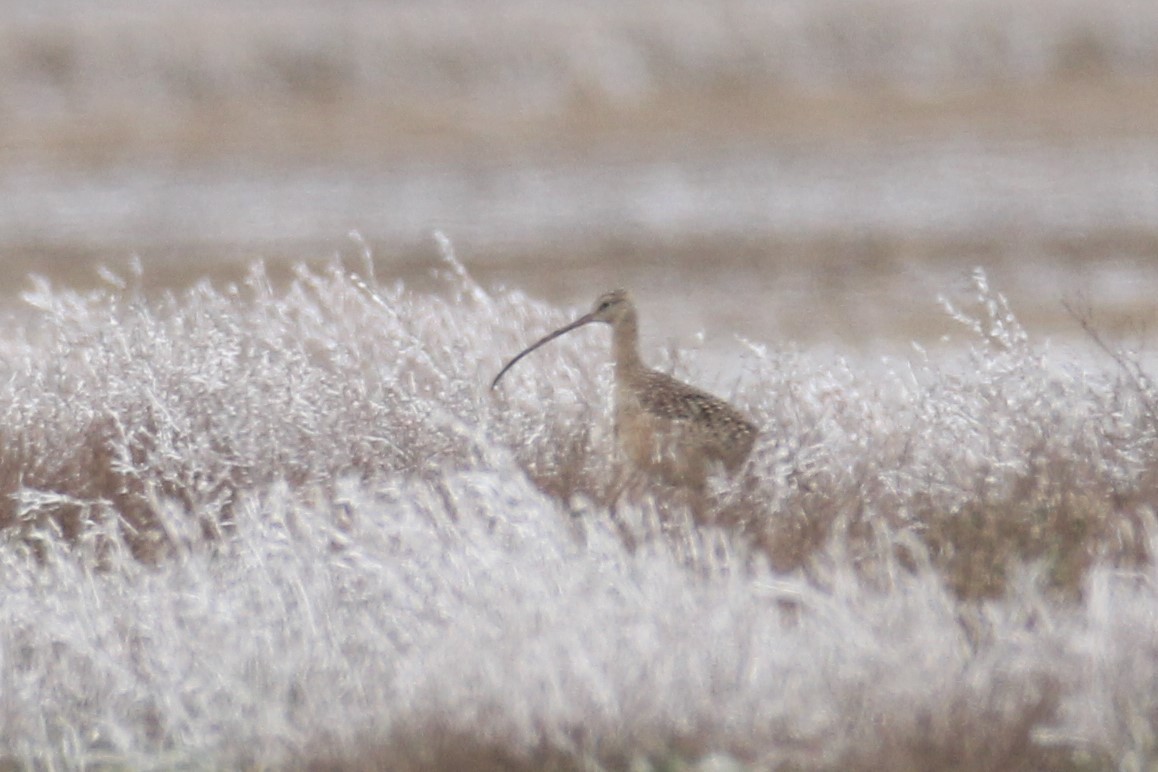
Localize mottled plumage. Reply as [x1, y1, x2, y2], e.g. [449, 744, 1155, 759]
[492, 290, 756, 499]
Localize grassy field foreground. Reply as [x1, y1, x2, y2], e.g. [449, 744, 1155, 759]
[0, 246, 1156, 769]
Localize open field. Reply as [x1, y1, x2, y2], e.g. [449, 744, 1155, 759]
[1, 0, 1157, 353]
[3, 1, 1158, 769]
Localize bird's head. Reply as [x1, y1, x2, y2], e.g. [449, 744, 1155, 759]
[588, 289, 633, 325]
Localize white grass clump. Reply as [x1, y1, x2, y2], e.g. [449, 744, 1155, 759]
[0, 249, 1155, 769]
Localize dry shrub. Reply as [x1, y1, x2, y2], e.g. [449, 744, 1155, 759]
[1, 251, 1157, 768]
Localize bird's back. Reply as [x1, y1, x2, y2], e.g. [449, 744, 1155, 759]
[614, 366, 756, 490]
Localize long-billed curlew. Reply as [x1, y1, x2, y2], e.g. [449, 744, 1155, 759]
[492, 290, 756, 509]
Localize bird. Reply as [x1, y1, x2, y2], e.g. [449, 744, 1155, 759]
[492, 290, 756, 512]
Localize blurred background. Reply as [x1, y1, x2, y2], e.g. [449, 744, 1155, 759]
[2, 0, 1157, 356]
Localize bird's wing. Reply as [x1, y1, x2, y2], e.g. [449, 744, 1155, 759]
[636, 370, 748, 426]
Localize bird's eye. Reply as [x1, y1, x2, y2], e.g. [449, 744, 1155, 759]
[599, 301, 611, 310]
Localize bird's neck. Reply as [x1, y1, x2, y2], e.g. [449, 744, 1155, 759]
[611, 311, 642, 377]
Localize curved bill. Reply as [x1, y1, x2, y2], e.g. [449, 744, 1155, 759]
[491, 312, 596, 389]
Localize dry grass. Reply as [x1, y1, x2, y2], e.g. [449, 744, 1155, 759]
[0, 244, 1157, 768]
[4, 0, 1158, 167]
[4, 3, 1158, 767]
